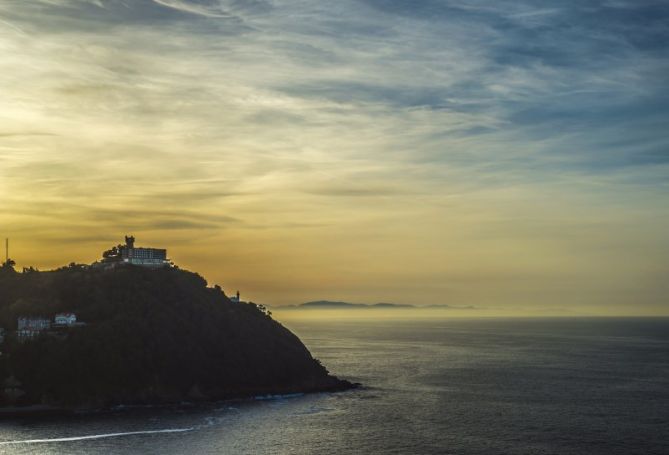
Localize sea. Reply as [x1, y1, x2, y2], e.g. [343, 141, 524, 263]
[0, 317, 667, 454]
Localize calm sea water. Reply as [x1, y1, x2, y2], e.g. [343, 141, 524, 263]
[0, 317, 667, 454]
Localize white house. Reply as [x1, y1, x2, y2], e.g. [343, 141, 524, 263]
[54, 313, 77, 326]
[17, 317, 51, 340]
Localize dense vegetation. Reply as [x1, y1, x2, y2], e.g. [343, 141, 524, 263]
[0, 263, 351, 408]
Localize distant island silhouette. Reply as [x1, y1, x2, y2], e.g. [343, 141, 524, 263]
[301, 301, 416, 309]
[277, 300, 474, 310]
[0, 238, 354, 414]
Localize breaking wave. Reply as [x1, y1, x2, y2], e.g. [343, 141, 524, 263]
[0, 428, 194, 445]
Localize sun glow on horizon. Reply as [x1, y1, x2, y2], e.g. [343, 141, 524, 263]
[0, 0, 667, 316]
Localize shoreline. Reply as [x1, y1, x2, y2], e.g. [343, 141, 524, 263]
[0, 379, 360, 419]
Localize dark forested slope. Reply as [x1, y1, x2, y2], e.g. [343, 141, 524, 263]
[0, 264, 351, 408]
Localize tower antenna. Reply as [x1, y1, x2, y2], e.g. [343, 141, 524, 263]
[5, 238, 7, 263]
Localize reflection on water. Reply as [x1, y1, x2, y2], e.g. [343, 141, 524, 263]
[1, 318, 668, 455]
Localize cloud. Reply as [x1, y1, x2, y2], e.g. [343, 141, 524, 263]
[151, 0, 232, 17]
[151, 0, 272, 18]
[303, 184, 412, 198]
[0, 0, 667, 310]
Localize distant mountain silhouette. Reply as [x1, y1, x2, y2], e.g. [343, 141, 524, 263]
[372, 302, 415, 308]
[284, 300, 448, 309]
[301, 300, 413, 309]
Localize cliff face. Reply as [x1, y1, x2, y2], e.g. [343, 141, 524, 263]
[0, 265, 351, 408]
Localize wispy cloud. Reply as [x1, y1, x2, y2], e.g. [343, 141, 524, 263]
[0, 0, 667, 311]
[151, 0, 272, 18]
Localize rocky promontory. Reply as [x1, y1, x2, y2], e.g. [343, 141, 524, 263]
[0, 263, 353, 411]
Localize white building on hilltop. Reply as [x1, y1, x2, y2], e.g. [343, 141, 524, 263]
[100, 235, 170, 268]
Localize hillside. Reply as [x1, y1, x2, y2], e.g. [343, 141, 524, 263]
[0, 264, 352, 409]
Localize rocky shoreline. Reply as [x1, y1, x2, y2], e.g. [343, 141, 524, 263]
[0, 379, 359, 418]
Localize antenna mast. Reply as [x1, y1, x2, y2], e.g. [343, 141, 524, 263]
[4, 238, 7, 263]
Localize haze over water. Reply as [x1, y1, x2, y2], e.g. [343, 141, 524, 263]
[1, 317, 667, 454]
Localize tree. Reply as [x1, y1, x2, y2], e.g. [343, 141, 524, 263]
[256, 304, 272, 318]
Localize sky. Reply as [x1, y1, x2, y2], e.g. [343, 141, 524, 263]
[0, 0, 667, 314]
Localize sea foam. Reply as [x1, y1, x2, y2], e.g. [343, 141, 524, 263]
[0, 428, 194, 445]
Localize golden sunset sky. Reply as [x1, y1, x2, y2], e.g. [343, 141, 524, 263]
[1, 1, 667, 314]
